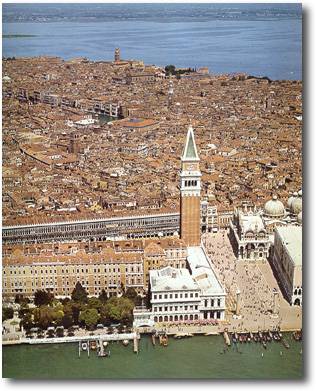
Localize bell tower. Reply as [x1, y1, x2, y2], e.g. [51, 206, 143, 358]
[180, 125, 201, 246]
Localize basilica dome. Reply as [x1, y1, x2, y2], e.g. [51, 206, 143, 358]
[287, 192, 295, 209]
[264, 195, 285, 218]
[291, 190, 302, 215]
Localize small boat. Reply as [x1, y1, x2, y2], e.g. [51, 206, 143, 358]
[90, 341, 97, 350]
[238, 334, 243, 343]
[98, 350, 110, 358]
[268, 330, 273, 339]
[262, 341, 267, 349]
[103, 341, 108, 347]
[282, 339, 290, 349]
[249, 332, 253, 340]
[253, 334, 258, 343]
[122, 339, 129, 346]
[81, 342, 88, 351]
[160, 334, 168, 347]
[293, 331, 302, 341]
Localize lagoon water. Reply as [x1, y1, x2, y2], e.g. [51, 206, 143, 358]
[3, 3, 302, 80]
[3, 334, 302, 379]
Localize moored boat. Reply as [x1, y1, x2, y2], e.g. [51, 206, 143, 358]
[122, 339, 129, 346]
[282, 339, 290, 349]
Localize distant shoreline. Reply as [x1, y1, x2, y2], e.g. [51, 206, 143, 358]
[3, 34, 36, 38]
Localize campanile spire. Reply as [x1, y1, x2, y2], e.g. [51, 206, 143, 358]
[180, 125, 201, 246]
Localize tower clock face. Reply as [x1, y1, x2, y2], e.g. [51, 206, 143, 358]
[186, 163, 198, 170]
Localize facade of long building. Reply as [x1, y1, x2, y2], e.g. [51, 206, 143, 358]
[2, 237, 188, 299]
[2, 212, 180, 245]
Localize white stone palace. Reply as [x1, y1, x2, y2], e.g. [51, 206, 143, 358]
[271, 226, 302, 306]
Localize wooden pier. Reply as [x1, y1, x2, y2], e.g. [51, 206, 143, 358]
[133, 336, 138, 353]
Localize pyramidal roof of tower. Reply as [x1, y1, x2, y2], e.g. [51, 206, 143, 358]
[182, 125, 200, 161]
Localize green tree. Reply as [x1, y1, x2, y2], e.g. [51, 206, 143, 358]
[165, 64, 176, 76]
[98, 289, 108, 303]
[124, 287, 137, 300]
[123, 287, 143, 306]
[20, 311, 33, 331]
[61, 314, 73, 329]
[104, 297, 134, 324]
[71, 282, 88, 303]
[33, 306, 55, 329]
[34, 290, 54, 307]
[79, 308, 99, 329]
[2, 307, 14, 321]
[87, 297, 102, 311]
[15, 294, 30, 305]
[53, 307, 64, 326]
[71, 302, 82, 324]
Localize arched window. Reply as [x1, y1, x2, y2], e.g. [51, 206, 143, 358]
[294, 298, 301, 306]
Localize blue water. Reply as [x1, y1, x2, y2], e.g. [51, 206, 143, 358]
[2, 3, 302, 80]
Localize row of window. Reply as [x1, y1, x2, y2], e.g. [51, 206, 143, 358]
[4, 265, 143, 275]
[3, 286, 125, 295]
[153, 292, 199, 300]
[293, 288, 302, 296]
[153, 305, 199, 312]
[184, 180, 198, 187]
[204, 298, 222, 308]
